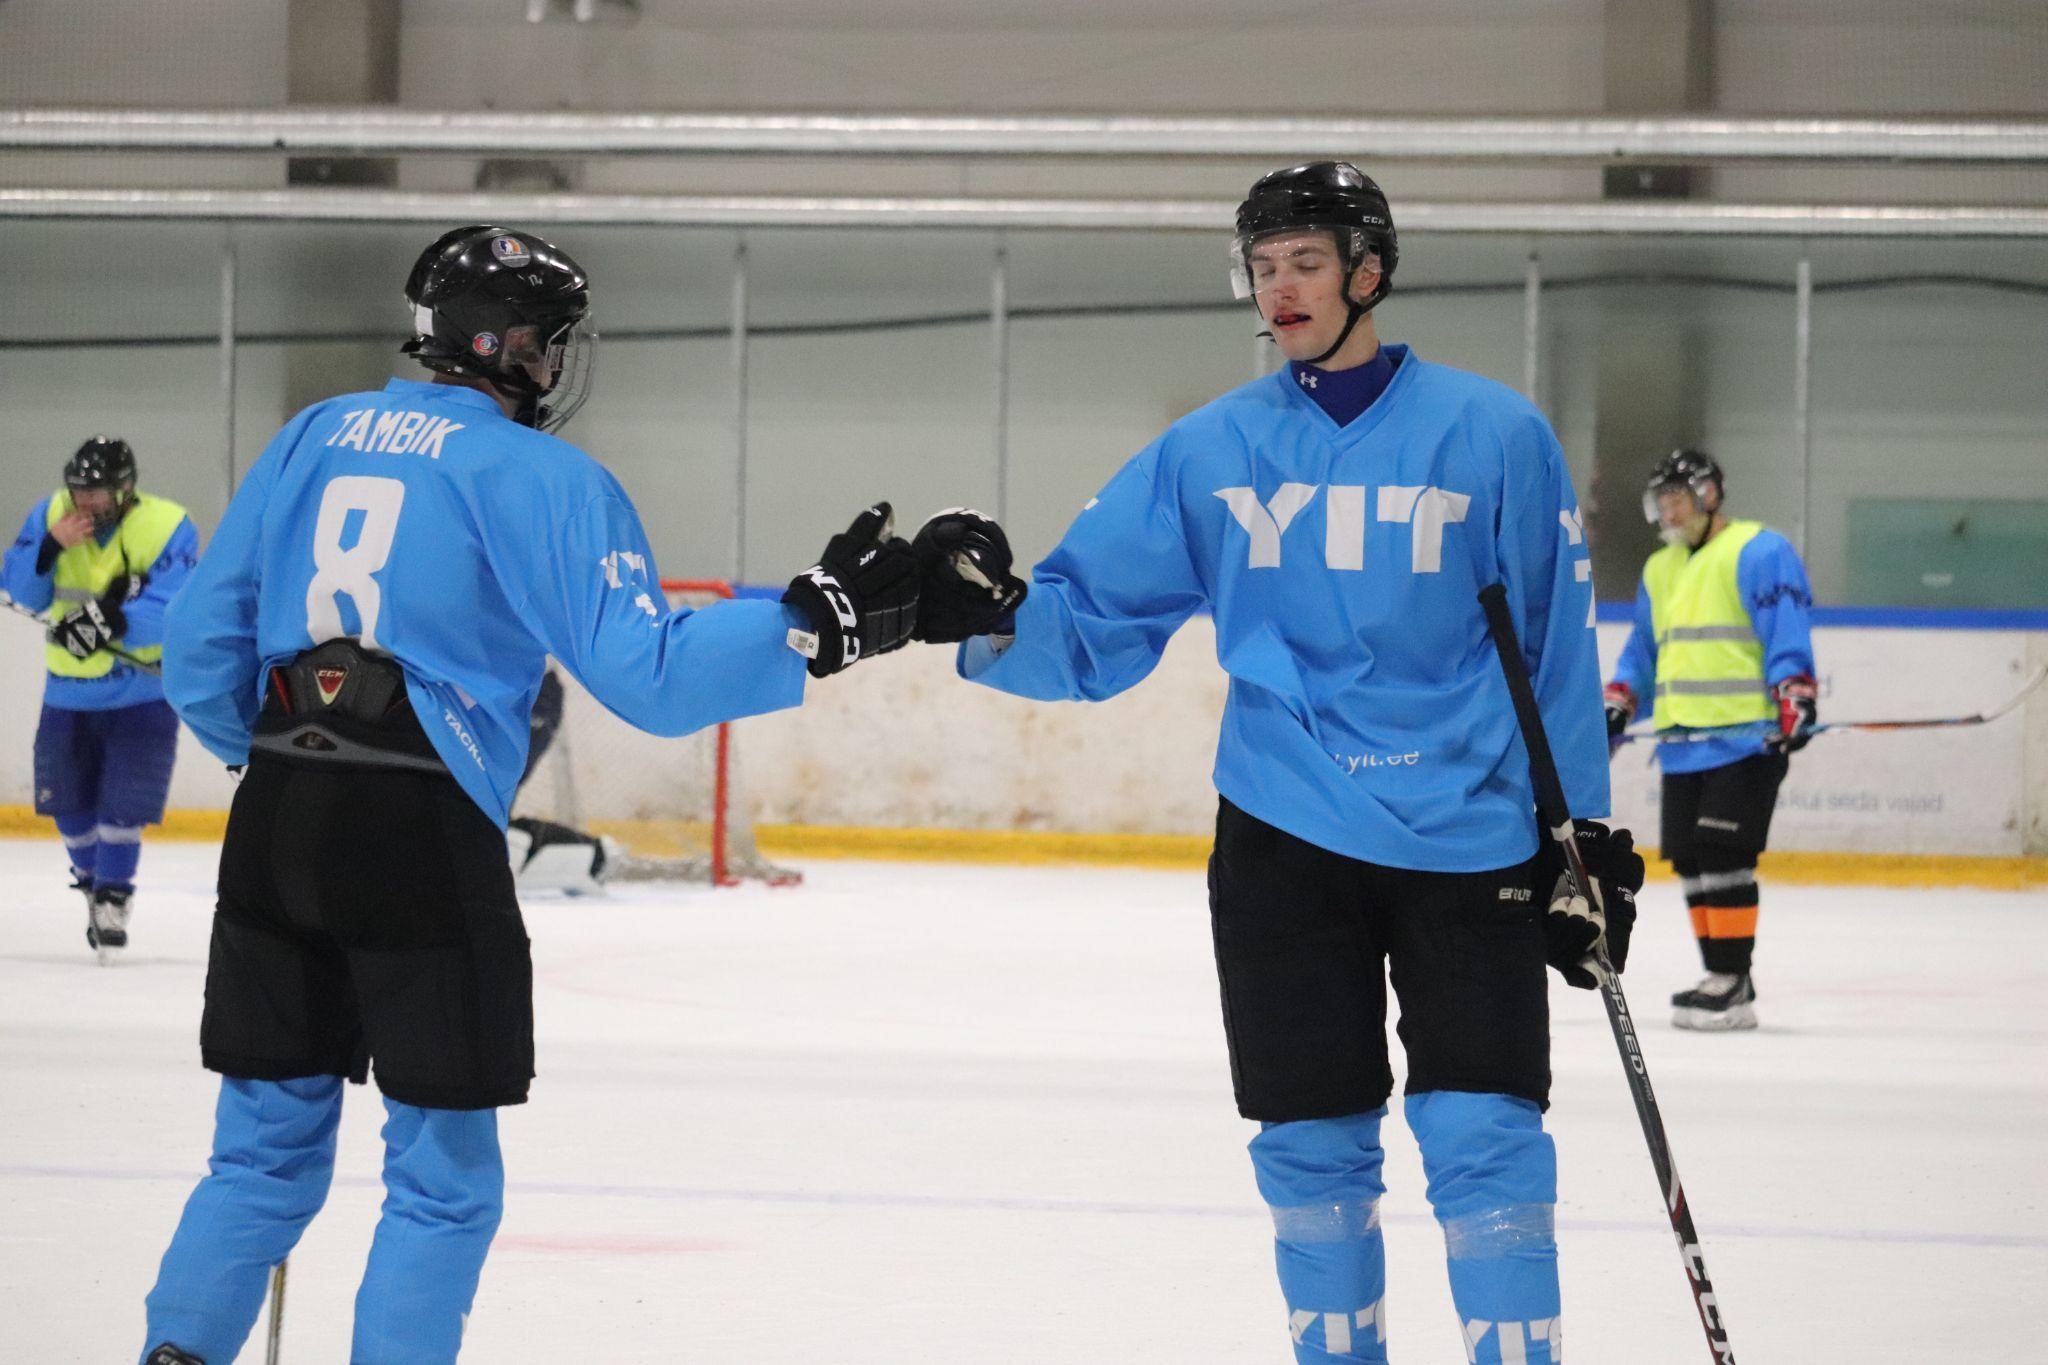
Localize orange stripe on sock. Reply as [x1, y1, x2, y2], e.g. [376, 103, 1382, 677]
[1704, 906, 1758, 939]
[1689, 905, 1709, 938]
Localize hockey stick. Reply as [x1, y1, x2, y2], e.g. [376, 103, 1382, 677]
[1614, 665, 2047, 746]
[1477, 584, 1737, 1365]
[0, 590, 161, 675]
[265, 1257, 288, 1364]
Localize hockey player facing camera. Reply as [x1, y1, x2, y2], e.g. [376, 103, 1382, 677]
[140, 225, 930, 1365]
[917, 164, 1647, 1363]
[1604, 449, 1817, 1031]
[1, 437, 198, 962]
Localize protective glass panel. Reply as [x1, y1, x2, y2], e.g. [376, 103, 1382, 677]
[1537, 237, 1803, 601]
[1809, 239, 2048, 608]
[740, 229, 998, 585]
[1, 222, 236, 535]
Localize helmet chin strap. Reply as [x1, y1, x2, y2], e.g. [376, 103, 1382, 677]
[1282, 262, 1379, 366]
[1303, 300, 1367, 366]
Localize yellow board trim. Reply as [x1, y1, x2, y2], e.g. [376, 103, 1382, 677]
[0, 806, 2038, 890]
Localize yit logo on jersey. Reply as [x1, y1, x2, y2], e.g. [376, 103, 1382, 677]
[1331, 749, 1420, 775]
[1215, 482, 1473, 573]
[1463, 1315, 1562, 1363]
[1288, 1298, 1384, 1355]
[598, 549, 648, 590]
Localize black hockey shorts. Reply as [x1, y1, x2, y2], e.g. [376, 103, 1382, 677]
[1660, 751, 1789, 870]
[201, 753, 534, 1111]
[1206, 798, 1551, 1122]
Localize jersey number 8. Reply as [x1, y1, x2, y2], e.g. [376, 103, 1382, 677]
[306, 475, 406, 650]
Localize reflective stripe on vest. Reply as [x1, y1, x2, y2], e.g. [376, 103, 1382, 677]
[42, 490, 185, 678]
[1643, 519, 1772, 730]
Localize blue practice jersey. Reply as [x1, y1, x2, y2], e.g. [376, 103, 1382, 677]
[962, 344, 1608, 872]
[1610, 527, 1817, 775]
[2, 497, 199, 711]
[164, 378, 810, 825]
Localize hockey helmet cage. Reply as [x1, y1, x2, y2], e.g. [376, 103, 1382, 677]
[402, 225, 596, 433]
[1643, 448, 1725, 524]
[1231, 161, 1398, 310]
[63, 435, 138, 529]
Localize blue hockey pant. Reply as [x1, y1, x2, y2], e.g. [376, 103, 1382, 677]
[143, 1075, 504, 1364]
[1252, 1092, 1561, 1363]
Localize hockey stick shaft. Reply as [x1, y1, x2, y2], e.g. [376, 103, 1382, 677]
[0, 591, 161, 674]
[1618, 665, 2046, 745]
[265, 1256, 287, 1364]
[1477, 584, 1737, 1365]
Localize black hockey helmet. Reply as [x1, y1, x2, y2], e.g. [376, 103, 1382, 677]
[1232, 161, 1397, 365]
[1231, 161, 1398, 310]
[1643, 448, 1725, 525]
[401, 224, 595, 433]
[64, 436, 138, 529]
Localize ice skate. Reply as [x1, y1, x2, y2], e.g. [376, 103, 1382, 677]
[144, 1346, 206, 1365]
[1672, 972, 1756, 1031]
[86, 886, 131, 965]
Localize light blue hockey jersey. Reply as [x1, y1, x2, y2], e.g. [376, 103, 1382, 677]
[164, 378, 809, 826]
[1610, 527, 1817, 775]
[962, 345, 1608, 872]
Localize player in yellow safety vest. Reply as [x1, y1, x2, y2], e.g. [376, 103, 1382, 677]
[1603, 449, 1817, 1030]
[0, 437, 199, 963]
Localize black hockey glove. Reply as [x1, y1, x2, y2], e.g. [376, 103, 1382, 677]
[48, 595, 126, 661]
[1602, 682, 1636, 756]
[1764, 675, 1819, 755]
[782, 502, 921, 678]
[1532, 820, 1643, 990]
[909, 508, 1029, 644]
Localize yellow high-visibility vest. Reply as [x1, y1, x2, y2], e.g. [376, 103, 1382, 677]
[42, 490, 187, 678]
[1643, 519, 1773, 730]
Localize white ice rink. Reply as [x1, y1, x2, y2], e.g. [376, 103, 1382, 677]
[4, 838, 2045, 1363]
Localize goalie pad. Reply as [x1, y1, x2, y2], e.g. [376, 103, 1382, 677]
[507, 816, 620, 896]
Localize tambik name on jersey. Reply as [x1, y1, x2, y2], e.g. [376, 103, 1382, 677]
[324, 409, 466, 460]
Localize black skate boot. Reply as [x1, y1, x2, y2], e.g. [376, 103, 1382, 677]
[87, 885, 132, 964]
[1672, 972, 1756, 1031]
[145, 1346, 207, 1365]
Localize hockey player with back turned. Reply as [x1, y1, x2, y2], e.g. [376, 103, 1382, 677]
[0, 437, 198, 962]
[915, 163, 1647, 1364]
[139, 225, 932, 1365]
[1604, 448, 1817, 1031]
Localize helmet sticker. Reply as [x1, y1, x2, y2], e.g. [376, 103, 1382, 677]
[471, 331, 500, 357]
[491, 235, 533, 267]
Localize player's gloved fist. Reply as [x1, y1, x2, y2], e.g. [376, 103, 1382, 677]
[48, 595, 125, 661]
[1602, 682, 1636, 754]
[1533, 821, 1643, 990]
[909, 508, 1028, 643]
[1765, 674, 1819, 754]
[782, 502, 920, 678]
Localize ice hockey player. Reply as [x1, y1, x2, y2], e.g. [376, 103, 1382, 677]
[1604, 448, 1817, 1031]
[139, 224, 927, 1365]
[0, 436, 198, 963]
[917, 163, 1643, 1365]
[507, 666, 621, 894]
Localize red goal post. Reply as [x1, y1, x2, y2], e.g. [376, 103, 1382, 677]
[515, 578, 800, 888]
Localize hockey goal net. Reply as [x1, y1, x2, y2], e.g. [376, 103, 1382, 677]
[513, 579, 799, 887]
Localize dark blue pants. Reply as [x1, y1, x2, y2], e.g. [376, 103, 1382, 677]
[33, 699, 179, 892]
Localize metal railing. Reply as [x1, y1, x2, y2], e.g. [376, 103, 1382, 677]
[5, 188, 2047, 236]
[7, 108, 2048, 162]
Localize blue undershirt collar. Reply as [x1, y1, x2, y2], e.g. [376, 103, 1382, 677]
[1288, 347, 1398, 427]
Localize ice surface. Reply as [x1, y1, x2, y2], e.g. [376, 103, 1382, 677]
[3, 839, 2044, 1362]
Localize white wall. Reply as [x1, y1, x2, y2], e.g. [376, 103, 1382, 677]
[3, 620, 2039, 858]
